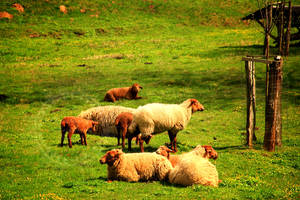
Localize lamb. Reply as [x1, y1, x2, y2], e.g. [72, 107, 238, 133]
[99, 149, 173, 182]
[156, 145, 219, 187]
[128, 98, 204, 152]
[115, 112, 152, 151]
[60, 116, 98, 148]
[78, 105, 136, 137]
[104, 83, 143, 102]
[156, 145, 218, 167]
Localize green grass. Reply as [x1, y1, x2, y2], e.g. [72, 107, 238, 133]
[0, 0, 300, 199]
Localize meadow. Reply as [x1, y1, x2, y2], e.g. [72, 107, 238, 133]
[0, 0, 299, 199]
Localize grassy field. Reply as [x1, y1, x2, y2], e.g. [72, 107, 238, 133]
[0, 0, 299, 199]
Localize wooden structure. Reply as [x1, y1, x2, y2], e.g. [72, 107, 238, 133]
[242, 56, 283, 151]
[242, 2, 299, 55]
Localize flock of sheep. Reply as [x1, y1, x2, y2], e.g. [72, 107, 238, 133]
[60, 83, 220, 187]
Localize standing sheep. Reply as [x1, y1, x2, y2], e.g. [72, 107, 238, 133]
[115, 112, 152, 151]
[128, 99, 204, 152]
[78, 105, 136, 137]
[104, 83, 143, 102]
[99, 149, 173, 182]
[60, 116, 98, 148]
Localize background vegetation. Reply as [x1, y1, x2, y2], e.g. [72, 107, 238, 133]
[0, 0, 299, 199]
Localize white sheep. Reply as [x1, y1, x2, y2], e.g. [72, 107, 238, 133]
[156, 145, 218, 167]
[99, 149, 173, 182]
[156, 145, 219, 187]
[128, 99, 204, 152]
[168, 155, 219, 187]
[78, 105, 136, 137]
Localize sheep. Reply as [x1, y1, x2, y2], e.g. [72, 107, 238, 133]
[168, 155, 219, 187]
[104, 83, 143, 102]
[99, 149, 173, 182]
[156, 145, 219, 187]
[128, 98, 204, 152]
[60, 116, 98, 148]
[78, 105, 136, 137]
[156, 145, 218, 167]
[115, 112, 152, 151]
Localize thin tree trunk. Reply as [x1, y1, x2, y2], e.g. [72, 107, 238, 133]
[245, 58, 256, 148]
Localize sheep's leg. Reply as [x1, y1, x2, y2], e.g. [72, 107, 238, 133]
[122, 125, 127, 149]
[67, 128, 75, 148]
[83, 132, 87, 146]
[128, 136, 132, 151]
[139, 139, 145, 152]
[80, 134, 84, 145]
[116, 125, 121, 146]
[168, 131, 178, 152]
[105, 93, 116, 102]
[61, 127, 66, 147]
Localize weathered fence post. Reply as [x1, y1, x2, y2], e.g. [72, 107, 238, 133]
[245, 57, 256, 148]
[285, 0, 292, 56]
[264, 56, 283, 151]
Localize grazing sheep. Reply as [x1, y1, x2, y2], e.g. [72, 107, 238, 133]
[99, 149, 173, 182]
[168, 155, 219, 187]
[104, 83, 143, 102]
[78, 105, 136, 137]
[60, 116, 98, 148]
[156, 145, 218, 167]
[115, 112, 152, 151]
[128, 99, 204, 152]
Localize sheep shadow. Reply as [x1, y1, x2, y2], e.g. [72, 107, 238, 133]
[98, 144, 158, 153]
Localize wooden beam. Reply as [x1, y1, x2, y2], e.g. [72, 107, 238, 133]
[242, 57, 276, 64]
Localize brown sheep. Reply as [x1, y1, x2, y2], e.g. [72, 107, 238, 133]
[60, 116, 98, 148]
[104, 83, 143, 102]
[115, 112, 152, 151]
[156, 145, 218, 167]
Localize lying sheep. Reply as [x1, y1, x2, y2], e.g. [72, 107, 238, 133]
[78, 105, 136, 137]
[104, 83, 143, 102]
[100, 149, 173, 182]
[60, 116, 98, 148]
[156, 145, 218, 167]
[156, 145, 219, 187]
[169, 155, 219, 187]
[128, 99, 204, 152]
[115, 112, 152, 151]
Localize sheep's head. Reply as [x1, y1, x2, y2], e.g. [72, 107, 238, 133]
[202, 145, 218, 160]
[142, 135, 152, 144]
[100, 149, 123, 166]
[91, 121, 99, 132]
[188, 99, 204, 113]
[131, 83, 143, 94]
[156, 146, 175, 159]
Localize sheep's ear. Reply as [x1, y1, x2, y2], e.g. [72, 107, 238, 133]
[188, 99, 196, 107]
[166, 147, 175, 153]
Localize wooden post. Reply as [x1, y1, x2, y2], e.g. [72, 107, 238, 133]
[278, 1, 285, 55]
[285, 1, 292, 56]
[245, 58, 256, 148]
[275, 57, 283, 146]
[264, 56, 283, 151]
[264, 4, 273, 57]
